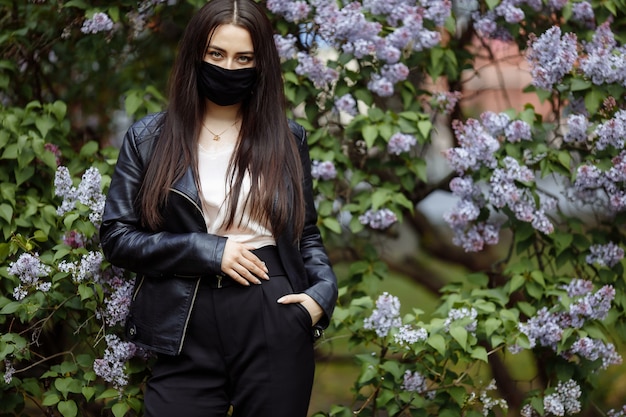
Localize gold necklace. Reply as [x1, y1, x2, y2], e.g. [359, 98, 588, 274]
[201, 120, 239, 141]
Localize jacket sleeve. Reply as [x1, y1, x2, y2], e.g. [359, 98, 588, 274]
[293, 123, 338, 328]
[100, 115, 227, 278]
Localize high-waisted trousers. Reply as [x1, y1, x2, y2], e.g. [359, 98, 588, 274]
[144, 246, 315, 417]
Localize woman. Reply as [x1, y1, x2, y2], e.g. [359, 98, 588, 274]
[99, 0, 338, 416]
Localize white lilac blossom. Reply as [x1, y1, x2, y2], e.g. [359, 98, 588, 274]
[543, 379, 582, 416]
[561, 278, 594, 298]
[93, 334, 137, 389]
[55, 166, 106, 225]
[444, 118, 500, 175]
[448, 222, 501, 253]
[363, 292, 402, 337]
[333, 94, 358, 116]
[526, 26, 577, 90]
[504, 120, 532, 142]
[564, 114, 589, 143]
[8, 253, 52, 301]
[3, 360, 15, 384]
[58, 251, 104, 283]
[481, 111, 510, 136]
[401, 370, 427, 393]
[495, 2, 524, 24]
[81, 12, 114, 34]
[387, 133, 417, 155]
[608, 406, 626, 417]
[311, 160, 337, 180]
[479, 380, 508, 416]
[444, 307, 478, 335]
[54, 166, 78, 215]
[358, 208, 398, 230]
[586, 242, 624, 268]
[393, 324, 428, 347]
[518, 307, 563, 350]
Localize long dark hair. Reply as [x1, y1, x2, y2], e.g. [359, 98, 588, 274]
[137, 0, 305, 241]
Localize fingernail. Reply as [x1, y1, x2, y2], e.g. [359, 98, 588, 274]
[277, 297, 285, 303]
[256, 279, 262, 285]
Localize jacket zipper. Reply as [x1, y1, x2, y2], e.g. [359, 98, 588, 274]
[169, 187, 207, 355]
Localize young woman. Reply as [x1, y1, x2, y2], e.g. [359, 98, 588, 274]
[99, 0, 338, 416]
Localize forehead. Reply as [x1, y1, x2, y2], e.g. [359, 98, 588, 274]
[207, 24, 253, 52]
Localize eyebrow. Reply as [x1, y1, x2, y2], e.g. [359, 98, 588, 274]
[206, 45, 254, 55]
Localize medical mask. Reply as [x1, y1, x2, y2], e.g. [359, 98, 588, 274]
[197, 61, 257, 106]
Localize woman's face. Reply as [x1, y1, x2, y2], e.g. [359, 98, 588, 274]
[205, 24, 255, 70]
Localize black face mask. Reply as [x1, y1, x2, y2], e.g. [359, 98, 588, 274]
[197, 61, 257, 106]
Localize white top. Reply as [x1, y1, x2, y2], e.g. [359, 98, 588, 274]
[197, 143, 276, 248]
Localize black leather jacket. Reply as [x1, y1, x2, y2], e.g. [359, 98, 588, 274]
[100, 113, 338, 355]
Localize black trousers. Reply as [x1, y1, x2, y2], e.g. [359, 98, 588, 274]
[144, 246, 315, 417]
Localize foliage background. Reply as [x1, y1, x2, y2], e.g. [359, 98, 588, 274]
[2, 0, 626, 416]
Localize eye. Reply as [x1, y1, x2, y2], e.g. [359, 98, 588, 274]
[206, 50, 223, 59]
[237, 55, 254, 64]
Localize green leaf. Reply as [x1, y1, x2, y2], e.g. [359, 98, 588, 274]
[35, 116, 55, 139]
[78, 284, 94, 301]
[449, 326, 468, 349]
[112, 402, 130, 417]
[470, 345, 489, 362]
[362, 124, 378, 148]
[484, 318, 502, 337]
[0, 203, 13, 223]
[82, 386, 95, 402]
[321, 217, 342, 234]
[42, 393, 61, 406]
[79, 141, 99, 157]
[58, 400, 78, 417]
[427, 334, 446, 356]
[0, 302, 22, 315]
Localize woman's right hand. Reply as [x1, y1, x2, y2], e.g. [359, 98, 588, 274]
[220, 239, 269, 286]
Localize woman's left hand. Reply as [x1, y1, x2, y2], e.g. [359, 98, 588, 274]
[277, 293, 323, 326]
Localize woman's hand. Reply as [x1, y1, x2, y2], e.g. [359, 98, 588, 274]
[277, 293, 323, 325]
[221, 239, 269, 285]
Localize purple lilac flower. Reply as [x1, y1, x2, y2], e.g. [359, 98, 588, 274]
[481, 111, 510, 136]
[295, 51, 339, 89]
[334, 94, 357, 116]
[561, 278, 594, 298]
[44, 143, 62, 166]
[274, 34, 298, 60]
[62, 230, 86, 249]
[8, 253, 52, 300]
[594, 110, 626, 150]
[363, 292, 402, 337]
[580, 22, 626, 86]
[570, 337, 622, 369]
[479, 380, 509, 415]
[449, 222, 500, 252]
[387, 133, 417, 155]
[401, 370, 427, 393]
[54, 166, 78, 215]
[444, 119, 500, 175]
[586, 242, 624, 268]
[518, 307, 563, 349]
[571, 1, 595, 28]
[77, 167, 106, 224]
[504, 120, 532, 142]
[266, 0, 310, 21]
[421, 0, 452, 26]
[311, 160, 337, 180]
[569, 285, 615, 325]
[380, 63, 409, 84]
[93, 334, 137, 388]
[393, 324, 428, 347]
[564, 114, 589, 143]
[367, 74, 395, 97]
[101, 279, 134, 327]
[359, 208, 398, 230]
[81, 12, 114, 34]
[495, 2, 525, 24]
[472, 11, 498, 38]
[526, 26, 578, 90]
[430, 91, 462, 115]
[608, 406, 626, 417]
[544, 379, 582, 416]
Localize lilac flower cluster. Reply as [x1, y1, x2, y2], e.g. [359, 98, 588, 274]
[393, 324, 428, 347]
[273, 34, 298, 60]
[526, 26, 577, 90]
[8, 253, 52, 301]
[363, 292, 401, 337]
[294, 51, 339, 89]
[573, 150, 626, 212]
[543, 379, 582, 416]
[358, 208, 398, 230]
[608, 406, 626, 417]
[311, 160, 337, 180]
[515, 281, 621, 369]
[443, 307, 478, 335]
[58, 251, 104, 283]
[593, 110, 626, 151]
[430, 91, 462, 115]
[333, 94, 358, 116]
[444, 118, 500, 175]
[478, 380, 508, 415]
[586, 242, 624, 268]
[44, 143, 62, 166]
[93, 334, 137, 389]
[268, 0, 449, 97]
[387, 133, 417, 155]
[101, 278, 134, 327]
[580, 22, 626, 86]
[3, 360, 16, 385]
[563, 114, 589, 143]
[62, 230, 86, 249]
[81, 12, 114, 35]
[54, 166, 106, 225]
[401, 370, 427, 393]
[571, 1, 595, 28]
